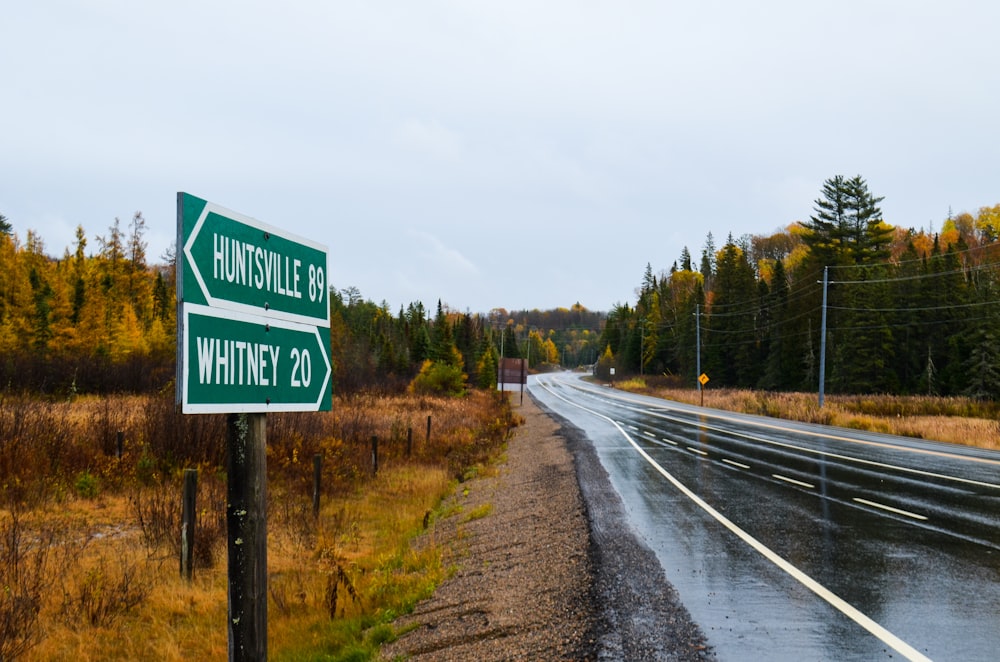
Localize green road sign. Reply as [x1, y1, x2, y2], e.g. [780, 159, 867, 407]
[181, 304, 332, 413]
[178, 193, 329, 327]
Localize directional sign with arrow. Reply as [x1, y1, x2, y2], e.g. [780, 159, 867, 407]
[181, 304, 332, 413]
[177, 193, 332, 413]
[178, 193, 329, 327]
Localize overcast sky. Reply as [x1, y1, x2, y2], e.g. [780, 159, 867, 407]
[3, 1, 998, 314]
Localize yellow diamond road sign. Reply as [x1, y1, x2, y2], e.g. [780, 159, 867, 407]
[699, 373, 710, 385]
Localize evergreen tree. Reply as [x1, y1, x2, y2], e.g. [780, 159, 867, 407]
[404, 301, 429, 364]
[70, 225, 87, 325]
[674, 279, 704, 385]
[934, 242, 972, 394]
[891, 240, 927, 393]
[598, 303, 629, 361]
[641, 262, 656, 298]
[641, 290, 661, 374]
[963, 314, 1000, 400]
[700, 232, 716, 291]
[705, 240, 757, 387]
[430, 300, 462, 367]
[25, 231, 54, 352]
[594, 344, 615, 380]
[828, 263, 897, 393]
[125, 211, 152, 327]
[680, 246, 693, 272]
[526, 329, 546, 368]
[802, 175, 889, 266]
[501, 324, 521, 359]
[454, 313, 478, 376]
[621, 307, 643, 373]
[760, 259, 791, 390]
[476, 339, 499, 389]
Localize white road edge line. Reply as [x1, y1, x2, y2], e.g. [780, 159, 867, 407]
[722, 459, 750, 469]
[773, 474, 815, 489]
[853, 497, 928, 521]
[539, 379, 932, 662]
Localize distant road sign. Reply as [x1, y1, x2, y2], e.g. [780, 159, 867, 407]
[699, 373, 710, 385]
[499, 358, 527, 385]
[180, 304, 332, 413]
[178, 193, 329, 327]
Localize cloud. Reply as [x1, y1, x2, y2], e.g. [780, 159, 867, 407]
[395, 119, 463, 162]
[409, 230, 479, 276]
[383, 231, 482, 308]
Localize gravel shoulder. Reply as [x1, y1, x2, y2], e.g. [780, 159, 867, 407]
[381, 391, 714, 661]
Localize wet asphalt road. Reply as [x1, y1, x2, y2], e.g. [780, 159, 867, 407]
[530, 372, 1000, 661]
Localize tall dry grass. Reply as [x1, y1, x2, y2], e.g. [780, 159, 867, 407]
[616, 378, 1000, 450]
[0, 387, 518, 660]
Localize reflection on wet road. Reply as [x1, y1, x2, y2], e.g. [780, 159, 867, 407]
[532, 373, 1000, 661]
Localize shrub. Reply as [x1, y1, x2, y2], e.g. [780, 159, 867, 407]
[0, 511, 50, 660]
[407, 360, 466, 397]
[59, 551, 149, 628]
[73, 471, 99, 499]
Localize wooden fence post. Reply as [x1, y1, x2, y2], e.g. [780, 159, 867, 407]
[371, 435, 379, 477]
[313, 454, 322, 519]
[181, 468, 198, 581]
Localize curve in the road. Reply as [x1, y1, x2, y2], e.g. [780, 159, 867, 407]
[537, 376, 934, 662]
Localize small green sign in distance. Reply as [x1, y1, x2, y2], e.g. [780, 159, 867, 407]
[178, 192, 329, 327]
[181, 304, 332, 413]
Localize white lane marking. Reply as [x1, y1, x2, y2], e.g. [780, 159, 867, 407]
[773, 474, 815, 489]
[646, 438, 676, 450]
[661, 438, 679, 446]
[594, 393, 1000, 491]
[687, 447, 709, 456]
[680, 413, 1000, 490]
[853, 498, 928, 521]
[566, 379, 1000, 476]
[722, 459, 750, 469]
[538, 380, 932, 662]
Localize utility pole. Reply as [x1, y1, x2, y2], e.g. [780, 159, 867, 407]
[695, 304, 701, 391]
[819, 266, 829, 408]
[640, 323, 645, 376]
[499, 325, 505, 391]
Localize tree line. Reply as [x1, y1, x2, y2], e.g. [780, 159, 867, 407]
[0, 214, 605, 395]
[327, 291, 605, 393]
[599, 175, 1000, 399]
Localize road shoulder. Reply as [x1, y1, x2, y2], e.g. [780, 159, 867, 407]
[381, 393, 597, 660]
[381, 390, 713, 660]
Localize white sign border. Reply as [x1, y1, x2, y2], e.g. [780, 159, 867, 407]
[183, 200, 331, 327]
[181, 303, 332, 414]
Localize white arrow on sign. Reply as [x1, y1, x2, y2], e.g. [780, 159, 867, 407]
[182, 199, 330, 327]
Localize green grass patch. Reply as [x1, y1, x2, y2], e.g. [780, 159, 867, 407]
[464, 503, 493, 522]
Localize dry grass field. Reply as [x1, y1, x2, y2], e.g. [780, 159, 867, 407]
[0, 389, 519, 661]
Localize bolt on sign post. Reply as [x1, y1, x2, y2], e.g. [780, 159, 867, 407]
[177, 193, 332, 661]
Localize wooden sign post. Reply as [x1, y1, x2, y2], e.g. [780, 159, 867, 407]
[177, 194, 332, 661]
[226, 413, 268, 660]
